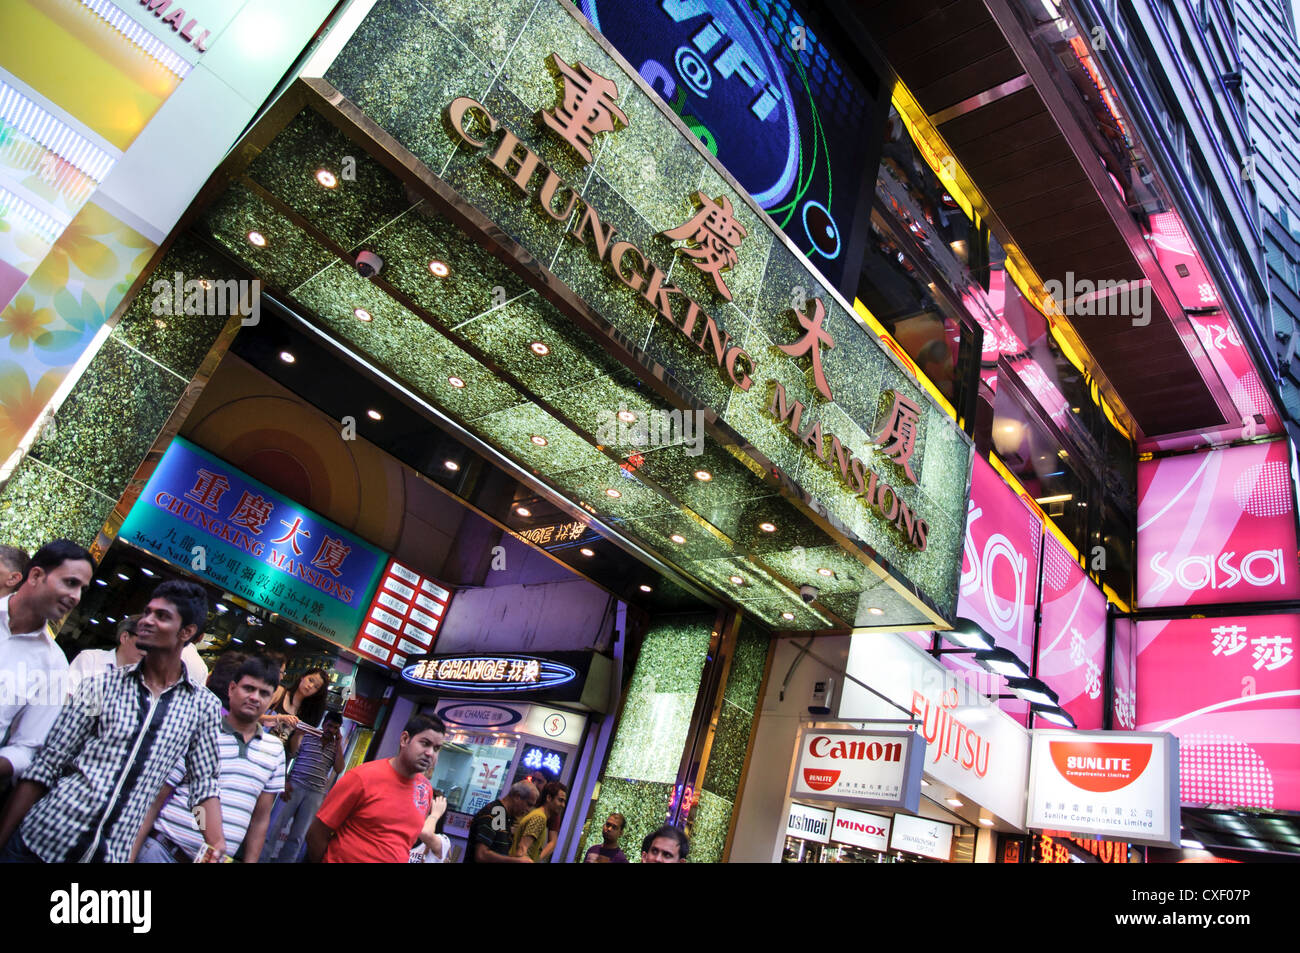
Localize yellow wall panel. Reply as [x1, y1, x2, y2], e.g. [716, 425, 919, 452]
[0, 0, 179, 149]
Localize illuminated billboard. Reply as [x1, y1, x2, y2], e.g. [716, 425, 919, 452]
[1136, 614, 1300, 811]
[576, 0, 883, 290]
[1137, 441, 1299, 608]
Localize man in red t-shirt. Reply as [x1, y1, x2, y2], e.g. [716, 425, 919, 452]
[305, 713, 446, 863]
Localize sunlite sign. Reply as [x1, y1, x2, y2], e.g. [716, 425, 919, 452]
[789, 729, 924, 811]
[830, 806, 891, 852]
[785, 803, 833, 844]
[1027, 731, 1179, 848]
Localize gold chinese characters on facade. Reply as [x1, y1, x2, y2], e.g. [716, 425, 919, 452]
[443, 56, 931, 551]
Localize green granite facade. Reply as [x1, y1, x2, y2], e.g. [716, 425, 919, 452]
[580, 613, 711, 860]
[694, 617, 769, 861]
[165, 0, 971, 633]
[0, 236, 240, 552]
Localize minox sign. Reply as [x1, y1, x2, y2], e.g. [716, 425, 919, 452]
[442, 58, 938, 551]
[789, 729, 924, 811]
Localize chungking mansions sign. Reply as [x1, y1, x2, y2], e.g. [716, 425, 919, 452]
[444, 55, 952, 551]
[325, 0, 972, 616]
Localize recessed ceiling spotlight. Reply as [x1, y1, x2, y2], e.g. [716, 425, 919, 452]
[93, 579, 107, 587]
[729, 575, 744, 585]
[639, 584, 652, 593]
[694, 470, 712, 482]
[353, 307, 372, 322]
[530, 341, 550, 356]
[670, 533, 686, 544]
[279, 351, 296, 364]
[447, 375, 466, 388]
[867, 606, 884, 616]
[617, 410, 636, 423]
[946, 798, 964, 808]
[979, 818, 994, 826]
[255, 639, 266, 646]
[116, 572, 130, 581]
[315, 169, 338, 188]
[580, 547, 595, 557]
[604, 488, 621, 498]
[781, 611, 795, 621]
[366, 409, 383, 421]
[428, 259, 450, 277]
[516, 506, 531, 517]
[530, 435, 548, 446]
[817, 567, 833, 577]
[759, 521, 776, 533]
[247, 230, 267, 247]
[444, 460, 460, 471]
[283, 637, 298, 646]
[139, 567, 156, 577]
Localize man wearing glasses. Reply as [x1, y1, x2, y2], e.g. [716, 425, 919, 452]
[66, 616, 145, 701]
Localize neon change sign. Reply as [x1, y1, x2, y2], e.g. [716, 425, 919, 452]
[1136, 614, 1300, 811]
[955, 454, 1042, 723]
[1137, 441, 1300, 608]
[1036, 532, 1107, 730]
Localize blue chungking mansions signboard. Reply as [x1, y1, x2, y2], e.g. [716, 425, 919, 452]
[576, 0, 884, 291]
[119, 437, 386, 644]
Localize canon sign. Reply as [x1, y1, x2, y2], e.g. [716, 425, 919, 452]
[790, 729, 923, 812]
[809, 736, 903, 762]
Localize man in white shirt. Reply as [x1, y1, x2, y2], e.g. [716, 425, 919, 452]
[0, 540, 94, 786]
[0, 546, 28, 598]
[66, 616, 145, 701]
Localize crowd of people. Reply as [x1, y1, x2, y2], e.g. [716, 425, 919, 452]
[0, 539, 691, 863]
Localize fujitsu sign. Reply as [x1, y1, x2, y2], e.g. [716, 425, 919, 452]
[789, 729, 924, 812]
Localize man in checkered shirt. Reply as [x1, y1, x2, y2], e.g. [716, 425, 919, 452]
[0, 579, 225, 863]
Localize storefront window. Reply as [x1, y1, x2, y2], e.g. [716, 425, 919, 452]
[432, 732, 520, 817]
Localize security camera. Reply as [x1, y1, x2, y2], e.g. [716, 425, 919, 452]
[800, 583, 819, 604]
[355, 250, 383, 278]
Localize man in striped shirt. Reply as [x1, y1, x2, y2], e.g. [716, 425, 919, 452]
[265, 709, 344, 862]
[0, 580, 224, 864]
[133, 654, 286, 862]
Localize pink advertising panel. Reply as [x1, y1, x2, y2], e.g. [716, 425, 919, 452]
[1137, 441, 1300, 608]
[1112, 617, 1136, 731]
[1036, 533, 1107, 730]
[1189, 314, 1282, 437]
[956, 454, 1043, 724]
[1136, 614, 1300, 811]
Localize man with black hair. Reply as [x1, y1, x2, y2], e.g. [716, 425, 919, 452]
[132, 654, 285, 862]
[0, 545, 29, 597]
[0, 578, 225, 863]
[640, 825, 689, 863]
[306, 713, 445, 863]
[0, 539, 93, 787]
[264, 709, 346, 862]
[66, 615, 145, 700]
